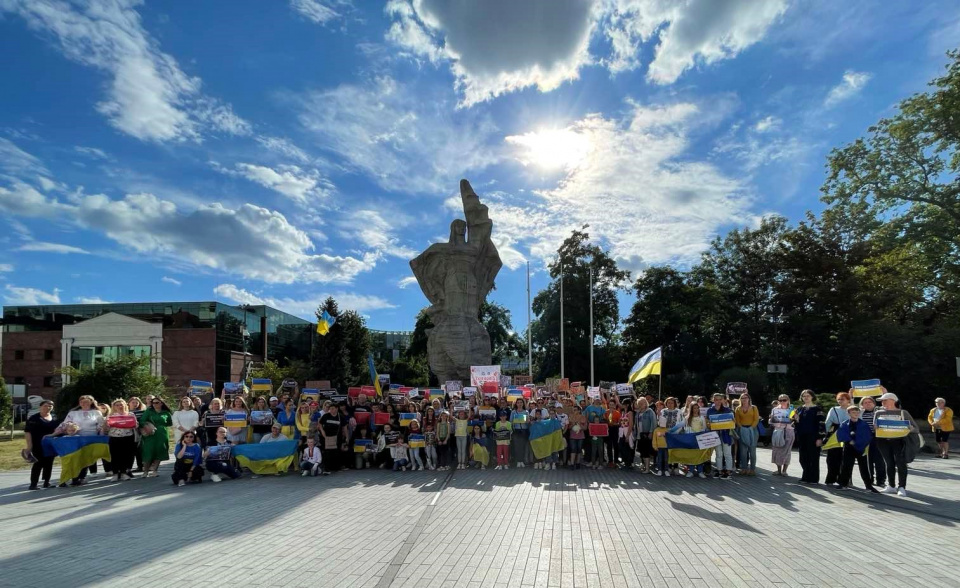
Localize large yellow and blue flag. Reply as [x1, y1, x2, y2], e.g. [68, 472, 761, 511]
[367, 353, 382, 397]
[42, 435, 110, 483]
[665, 432, 715, 466]
[232, 439, 298, 475]
[529, 419, 566, 459]
[471, 439, 490, 466]
[628, 347, 661, 383]
[316, 310, 336, 336]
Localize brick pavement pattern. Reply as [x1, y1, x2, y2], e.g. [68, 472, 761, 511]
[1, 449, 958, 588]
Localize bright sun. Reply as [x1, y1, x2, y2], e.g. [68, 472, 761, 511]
[506, 127, 592, 171]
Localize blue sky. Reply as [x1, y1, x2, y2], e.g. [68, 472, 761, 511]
[1, 0, 958, 332]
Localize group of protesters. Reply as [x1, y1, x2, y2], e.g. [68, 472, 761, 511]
[23, 386, 950, 499]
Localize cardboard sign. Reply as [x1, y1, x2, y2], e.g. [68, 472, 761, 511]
[770, 408, 792, 424]
[251, 378, 272, 392]
[353, 412, 371, 426]
[615, 383, 634, 397]
[348, 387, 362, 398]
[399, 413, 417, 427]
[206, 445, 232, 460]
[305, 380, 331, 390]
[708, 412, 735, 430]
[250, 411, 274, 426]
[373, 412, 390, 426]
[696, 431, 721, 449]
[360, 385, 376, 396]
[725, 382, 748, 396]
[470, 365, 502, 388]
[224, 410, 247, 427]
[588, 423, 609, 437]
[875, 418, 910, 439]
[463, 386, 478, 398]
[354, 439, 373, 453]
[300, 389, 320, 403]
[444, 381, 462, 398]
[107, 414, 138, 429]
[408, 434, 425, 448]
[851, 379, 883, 397]
[587, 386, 601, 399]
[188, 380, 213, 396]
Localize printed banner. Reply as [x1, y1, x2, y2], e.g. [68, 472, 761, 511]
[223, 382, 244, 396]
[615, 383, 634, 396]
[280, 378, 298, 390]
[463, 386, 478, 398]
[695, 431, 721, 449]
[250, 411, 274, 426]
[500, 375, 512, 388]
[725, 382, 748, 396]
[353, 412, 371, 426]
[188, 380, 213, 396]
[300, 389, 320, 403]
[106, 414, 138, 429]
[399, 413, 417, 427]
[511, 413, 528, 425]
[875, 418, 911, 439]
[558, 378, 570, 392]
[770, 408, 792, 424]
[408, 434, 425, 448]
[587, 386, 601, 399]
[373, 412, 390, 426]
[348, 387, 362, 398]
[251, 378, 272, 392]
[851, 379, 883, 397]
[708, 412, 735, 430]
[361, 385, 376, 396]
[479, 408, 496, 420]
[378, 374, 391, 388]
[444, 381, 463, 397]
[665, 432, 717, 465]
[206, 445, 232, 461]
[204, 412, 225, 428]
[470, 365, 502, 387]
[354, 439, 373, 453]
[506, 392, 523, 404]
[224, 410, 248, 427]
[588, 423, 609, 437]
[480, 381, 499, 394]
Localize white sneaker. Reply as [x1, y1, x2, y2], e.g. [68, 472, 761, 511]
[494, 465, 501, 470]
[177, 480, 185, 487]
[429, 465, 436, 471]
[881, 485, 898, 494]
[551, 464, 557, 470]
[685, 472, 693, 478]
[698, 473, 707, 479]
[211, 474, 222, 483]
[897, 487, 908, 497]
[517, 462, 525, 468]
[504, 465, 509, 470]
[481, 466, 486, 470]
[301, 471, 309, 477]
[664, 470, 671, 477]
[111, 474, 121, 482]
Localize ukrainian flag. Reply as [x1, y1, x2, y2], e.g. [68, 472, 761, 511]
[666, 432, 715, 466]
[316, 310, 336, 336]
[251, 378, 272, 392]
[628, 347, 661, 383]
[529, 419, 566, 460]
[471, 440, 490, 466]
[42, 435, 110, 484]
[233, 439, 298, 475]
[367, 353, 382, 397]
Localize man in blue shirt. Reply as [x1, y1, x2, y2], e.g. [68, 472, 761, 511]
[706, 393, 734, 479]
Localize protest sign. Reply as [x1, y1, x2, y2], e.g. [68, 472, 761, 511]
[384, 430, 400, 444]
[770, 408, 792, 424]
[876, 418, 911, 439]
[378, 374, 391, 389]
[223, 382, 244, 396]
[500, 375, 512, 388]
[354, 412, 371, 426]
[463, 386, 478, 398]
[399, 413, 417, 427]
[851, 379, 883, 397]
[558, 378, 570, 392]
[444, 381, 463, 398]
[300, 389, 320, 403]
[511, 413, 527, 426]
[725, 382, 748, 396]
[373, 412, 390, 426]
[250, 411, 274, 426]
[251, 378, 272, 392]
[587, 386, 601, 399]
[188, 380, 213, 396]
[615, 383, 635, 397]
[280, 378, 298, 391]
[408, 434, 425, 448]
[389, 394, 406, 404]
[206, 445, 232, 461]
[348, 387, 362, 398]
[708, 412, 735, 430]
[330, 394, 347, 403]
[588, 423, 609, 437]
[361, 385, 376, 396]
[354, 439, 373, 453]
[506, 391, 523, 404]
[470, 365, 502, 388]
[224, 410, 247, 427]
[696, 431, 721, 449]
[106, 414, 138, 429]
[305, 380, 330, 390]
[204, 412, 225, 428]
[479, 408, 496, 420]
[481, 381, 499, 395]
[454, 401, 470, 414]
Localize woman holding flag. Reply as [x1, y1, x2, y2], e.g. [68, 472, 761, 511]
[24, 399, 60, 489]
[62, 395, 105, 485]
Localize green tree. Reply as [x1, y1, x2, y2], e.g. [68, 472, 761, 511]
[56, 355, 167, 410]
[531, 227, 629, 382]
[0, 372, 10, 430]
[309, 297, 350, 390]
[340, 310, 371, 386]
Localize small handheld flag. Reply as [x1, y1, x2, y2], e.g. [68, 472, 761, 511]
[628, 347, 662, 383]
[316, 310, 336, 336]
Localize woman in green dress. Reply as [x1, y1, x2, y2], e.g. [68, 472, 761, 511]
[139, 398, 173, 478]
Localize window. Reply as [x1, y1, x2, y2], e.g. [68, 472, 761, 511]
[44, 349, 54, 360]
[43, 376, 54, 387]
[14, 377, 24, 385]
[14, 350, 24, 360]
[70, 345, 152, 371]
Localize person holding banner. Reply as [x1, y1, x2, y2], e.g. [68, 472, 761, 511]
[103, 399, 138, 481]
[706, 393, 735, 479]
[275, 398, 297, 440]
[769, 395, 796, 476]
[172, 396, 199, 447]
[24, 400, 60, 489]
[793, 390, 823, 484]
[928, 398, 953, 459]
[61, 395, 105, 485]
[201, 398, 225, 448]
[681, 404, 708, 478]
[567, 406, 586, 470]
[509, 400, 530, 468]
[875, 392, 918, 496]
[250, 397, 273, 443]
[295, 401, 314, 447]
[203, 427, 242, 482]
[318, 404, 345, 472]
[835, 405, 878, 492]
[225, 396, 250, 445]
[857, 396, 885, 486]
[733, 393, 759, 476]
[139, 398, 172, 478]
[656, 398, 682, 476]
[823, 392, 852, 485]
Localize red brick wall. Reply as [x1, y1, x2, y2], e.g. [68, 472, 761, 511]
[1, 331, 62, 400]
[162, 328, 217, 394]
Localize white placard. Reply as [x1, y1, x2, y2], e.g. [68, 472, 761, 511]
[696, 431, 721, 449]
[470, 365, 502, 387]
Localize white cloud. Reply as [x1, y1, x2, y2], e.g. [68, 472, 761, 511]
[754, 116, 781, 133]
[214, 283, 396, 319]
[2, 0, 250, 142]
[292, 75, 499, 193]
[386, 0, 595, 106]
[75, 296, 111, 304]
[214, 162, 333, 205]
[824, 70, 872, 107]
[256, 136, 311, 164]
[18, 241, 90, 254]
[0, 263, 13, 272]
[290, 0, 342, 24]
[0, 137, 49, 178]
[74, 146, 109, 160]
[498, 101, 751, 271]
[4, 284, 61, 305]
[338, 209, 418, 259]
[397, 276, 418, 289]
[161, 276, 182, 286]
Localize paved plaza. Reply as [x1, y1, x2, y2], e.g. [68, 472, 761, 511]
[1, 448, 958, 588]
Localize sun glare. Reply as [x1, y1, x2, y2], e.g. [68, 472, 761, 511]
[506, 127, 592, 171]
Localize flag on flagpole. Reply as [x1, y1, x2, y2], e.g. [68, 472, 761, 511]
[628, 347, 662, 383]
[368, 353, 382, 397]
[316, 310, 336, 336]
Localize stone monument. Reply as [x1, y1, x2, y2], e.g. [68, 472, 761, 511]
[410, 179, 502, 384]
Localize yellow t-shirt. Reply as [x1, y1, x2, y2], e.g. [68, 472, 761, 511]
[734, 406, 759, 427]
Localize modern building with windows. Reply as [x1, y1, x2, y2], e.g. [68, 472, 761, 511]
[1, 301, 314, 399]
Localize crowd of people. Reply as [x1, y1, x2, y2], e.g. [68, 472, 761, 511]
[23, 387, 948, 499]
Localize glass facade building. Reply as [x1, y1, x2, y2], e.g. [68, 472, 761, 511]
[2, 302, 314, 388]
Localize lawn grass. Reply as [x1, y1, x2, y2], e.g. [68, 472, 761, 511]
[0, 438, 35, 471]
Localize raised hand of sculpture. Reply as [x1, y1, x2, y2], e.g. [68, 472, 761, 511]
[410, 179, 502, 384]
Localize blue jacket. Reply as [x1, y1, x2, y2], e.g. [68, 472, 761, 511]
[836, 419, 873, 454]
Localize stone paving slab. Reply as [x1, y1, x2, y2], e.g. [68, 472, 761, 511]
[0, 449, 958, 588]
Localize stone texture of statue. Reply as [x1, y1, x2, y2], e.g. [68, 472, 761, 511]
[410, 179, 502, 384]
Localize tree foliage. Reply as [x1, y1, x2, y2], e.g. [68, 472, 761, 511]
[309, 297, 372, 390]
[56, 355, 167, 411]
[0, 372, 10, 430]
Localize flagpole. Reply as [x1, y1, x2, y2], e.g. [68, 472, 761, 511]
[559, 259, 565, 380]
[589, 266, 594, 387]
[527, 260, 532, 381]
[658, 350, 663, 401]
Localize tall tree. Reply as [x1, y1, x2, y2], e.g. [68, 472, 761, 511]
[531, 228, 629, 382]
[309, 297, 350, 390]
